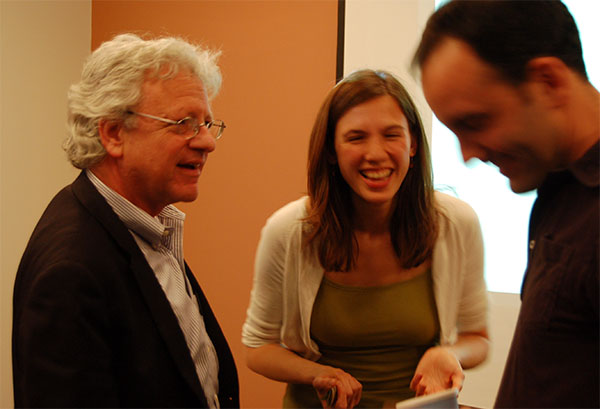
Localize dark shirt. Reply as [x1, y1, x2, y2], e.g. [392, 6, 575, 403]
[495, 142, 599, 408]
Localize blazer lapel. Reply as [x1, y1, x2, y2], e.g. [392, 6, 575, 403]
[71, 172, 208, 405]
[185, 265, 240, 407]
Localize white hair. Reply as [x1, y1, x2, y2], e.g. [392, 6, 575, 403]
[64, 33, 222, 169]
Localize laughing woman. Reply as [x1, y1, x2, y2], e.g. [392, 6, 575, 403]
[242, 69, 489, 409]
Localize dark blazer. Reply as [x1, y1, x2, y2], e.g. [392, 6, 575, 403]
[12, 172, 239, 408]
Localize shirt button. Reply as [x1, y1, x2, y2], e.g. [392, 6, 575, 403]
[529, 240, 535, 250]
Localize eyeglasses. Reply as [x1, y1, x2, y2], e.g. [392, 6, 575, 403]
[128, 111, 226, 140]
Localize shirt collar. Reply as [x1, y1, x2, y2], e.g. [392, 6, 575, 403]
[568, 140, 599, 188]
[85, 170, 186, 249]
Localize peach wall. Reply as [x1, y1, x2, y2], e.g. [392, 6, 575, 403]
[91, 1, 338, 407]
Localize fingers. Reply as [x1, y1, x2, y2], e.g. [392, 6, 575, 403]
[409, 373, 422, 392]
[313, 369, 362, 409]
[335, 375, 361, 408]
[410, 373, 432, 396]
[411, 372, 458, 396]
[450, 372, 464, 392]
[334, 381, 348, 409]
[329, 377, 361, 408]
[313, 377, 337, 406]
[410, 346, 465, 397]
[413, 380, 427, 397]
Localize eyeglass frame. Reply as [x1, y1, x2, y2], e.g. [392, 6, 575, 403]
[127, 110, 226, 140]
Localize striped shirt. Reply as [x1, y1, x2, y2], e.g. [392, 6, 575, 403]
[86, 170, 220, 408]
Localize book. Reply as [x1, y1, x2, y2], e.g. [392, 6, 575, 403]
[395, 388, 459, 409]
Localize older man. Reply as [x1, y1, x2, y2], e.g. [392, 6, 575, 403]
[414, 1, 598, 408]
[12, 34, 239, 408]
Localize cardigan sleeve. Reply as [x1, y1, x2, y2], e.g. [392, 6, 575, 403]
[434, 192, 488, 343]
[242, 199, 305, 348]
[454, 198, 488, 334]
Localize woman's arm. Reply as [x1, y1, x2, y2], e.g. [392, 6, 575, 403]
[411, 195, 490, 396]
[447, 329, 490, 369]
[246, 344, 362, 408]
[242, 202, 361, 408]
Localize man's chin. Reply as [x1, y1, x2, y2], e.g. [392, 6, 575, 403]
[508, 174, 545, 194]
[175, 189, 199, 204]
[181, 195, 199, 203]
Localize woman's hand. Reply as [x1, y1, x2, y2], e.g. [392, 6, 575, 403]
[313, 367, 362, 408]
[409, 346, 464, 396]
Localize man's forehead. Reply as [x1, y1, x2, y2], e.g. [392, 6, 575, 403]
[140, 70, 206, 98]
[422, 38, 496, 83]
[422, 38, 511, 110]
[142, 66, 202, 86]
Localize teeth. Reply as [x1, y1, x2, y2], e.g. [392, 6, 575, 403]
[361, 169, 392, 179]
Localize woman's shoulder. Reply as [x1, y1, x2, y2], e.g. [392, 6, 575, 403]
[266, 196, 308, 223]
[261, 196, 309, 236]
[255, 197, 309, 258]
[434, 191, 481, 229]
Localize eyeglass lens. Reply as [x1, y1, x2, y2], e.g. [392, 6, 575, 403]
[179, 118, 224, 139]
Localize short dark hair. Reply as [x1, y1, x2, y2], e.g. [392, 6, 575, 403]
[304, 69, 438, 271]
[413, 0, 587, 84]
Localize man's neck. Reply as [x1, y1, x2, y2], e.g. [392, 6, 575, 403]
[564, 81, 600, 164]
[87, 163, 163, 217]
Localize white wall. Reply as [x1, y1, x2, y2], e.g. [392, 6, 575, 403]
[461, 292, 520, 408]
[0, 1, 91, 406]
[343, 1, 521, 407]
[344, 0, 434, 141]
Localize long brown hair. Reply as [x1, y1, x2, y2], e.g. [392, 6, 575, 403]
[304, 69, 438, 271]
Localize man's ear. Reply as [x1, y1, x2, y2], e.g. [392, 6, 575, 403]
[525, 57, 570, 108]
[98, 119, 125, 158]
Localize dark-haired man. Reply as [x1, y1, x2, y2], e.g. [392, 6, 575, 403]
[413, 1, 598, 407]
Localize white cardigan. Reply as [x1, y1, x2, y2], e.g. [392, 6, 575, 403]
[242, 192, 488, 361]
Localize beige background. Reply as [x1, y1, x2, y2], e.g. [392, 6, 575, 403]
[1, 1, 88, 407]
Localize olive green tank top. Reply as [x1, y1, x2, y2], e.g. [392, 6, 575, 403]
[283, 270, 439, 408]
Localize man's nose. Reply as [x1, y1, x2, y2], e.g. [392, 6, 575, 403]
[460, 140, 488, 163]
[188, 127, 216, 152]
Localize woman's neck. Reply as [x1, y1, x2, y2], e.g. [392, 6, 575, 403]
[351, 196, 395, 234]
